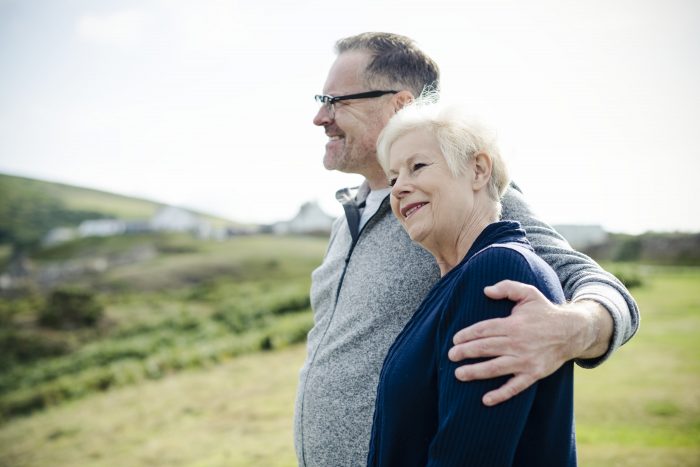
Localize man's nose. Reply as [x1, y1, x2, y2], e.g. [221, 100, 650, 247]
[313, 105, 332, 126]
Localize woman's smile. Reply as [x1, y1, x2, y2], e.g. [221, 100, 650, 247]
[401, 202, 429, 219]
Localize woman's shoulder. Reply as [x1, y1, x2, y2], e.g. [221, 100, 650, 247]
[465, 241, 537, 272]
[457, 241, 564, 302]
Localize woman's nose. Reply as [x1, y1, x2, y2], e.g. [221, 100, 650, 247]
[391, 175, 411, 198]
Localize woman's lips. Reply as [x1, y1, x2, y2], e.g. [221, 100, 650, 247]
[401, 202, 428, 219]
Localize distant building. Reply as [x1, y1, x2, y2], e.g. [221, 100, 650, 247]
[79, 219, 126, 237]
[40, 205, 232, 247]
[553, 224, 608, 249]
[124, 220, 152, 234]
[150, 206, 208, 233]
[227, 225, 260, 236]
[273, 201, 335, 235]
[42, 227, 78, 246]
[195, 223, 230, 241]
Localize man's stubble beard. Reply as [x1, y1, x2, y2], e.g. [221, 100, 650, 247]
[324, 137, 376, 176]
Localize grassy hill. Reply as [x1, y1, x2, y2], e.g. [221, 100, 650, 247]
[0, 264, 698, 466]
[0, 172, 238, 254]
[0, 173, 166, 220]
[583, 231, 700, 265]
[0, 175, 324, 420]
[2, 172, 698, 465]
[0, 234, 329, 419]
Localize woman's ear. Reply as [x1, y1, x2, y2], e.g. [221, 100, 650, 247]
[472, 152, 493, 191]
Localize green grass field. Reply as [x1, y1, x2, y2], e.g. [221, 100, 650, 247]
[574, 266, 700, 465]
[0, 263, 698, 466]
[0, 235, 327, 419]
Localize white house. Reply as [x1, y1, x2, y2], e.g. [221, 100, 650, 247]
[79, 219, 126, 237]
[42, 227, 78, 246]
[273, 201, 335, 235]
[150, 206, 207, 233]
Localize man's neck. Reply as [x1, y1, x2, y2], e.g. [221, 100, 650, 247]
[365, 172, 390, 191]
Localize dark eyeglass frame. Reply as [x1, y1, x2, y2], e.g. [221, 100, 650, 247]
[315, 90, 399, 117]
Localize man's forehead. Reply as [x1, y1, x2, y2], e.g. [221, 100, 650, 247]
[322, 50, 370, 94]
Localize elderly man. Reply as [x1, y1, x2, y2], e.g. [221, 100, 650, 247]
[294, 32, 639, 467]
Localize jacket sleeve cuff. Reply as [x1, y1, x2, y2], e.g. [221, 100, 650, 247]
[570, 282, 629, 369]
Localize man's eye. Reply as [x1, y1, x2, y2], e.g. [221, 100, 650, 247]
[388, 178, 397, 187]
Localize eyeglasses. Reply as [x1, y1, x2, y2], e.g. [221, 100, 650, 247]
[315, 90, 398, 119]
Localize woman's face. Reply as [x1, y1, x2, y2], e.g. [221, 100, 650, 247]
[388, 128, 475, 248]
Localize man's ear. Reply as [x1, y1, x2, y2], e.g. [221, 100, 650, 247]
[393, 91, 414, 112]
[472, 152, 493, 191]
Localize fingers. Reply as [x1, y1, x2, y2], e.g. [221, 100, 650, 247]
[454, 280, 548, 346]
[452, 318, 507, 345]
[481, 374, 535, 406]
[448, 336, 510, 362]
[453, 357, 536, 406]
[454, 356, 514, 382]
[483, 279, 539, 302]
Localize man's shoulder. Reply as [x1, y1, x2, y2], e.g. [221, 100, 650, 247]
[501, 184, 528, 217]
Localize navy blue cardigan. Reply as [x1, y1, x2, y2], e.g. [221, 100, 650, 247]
[367, 221, 576, 466]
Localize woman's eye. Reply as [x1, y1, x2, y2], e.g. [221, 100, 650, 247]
[388, 177, 397, 187]
[413, 162, 427, 171]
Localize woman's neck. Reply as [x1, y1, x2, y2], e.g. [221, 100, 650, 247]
[426, 203, 496, 276]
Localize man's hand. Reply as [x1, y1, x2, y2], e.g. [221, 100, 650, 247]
[448, 280, 613, 406]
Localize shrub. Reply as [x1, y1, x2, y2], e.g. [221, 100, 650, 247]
[608, 266, 646, 289]
[39, 287, 104, 329]
[0, 330, 74, 369]
[615, 271, 645, 289]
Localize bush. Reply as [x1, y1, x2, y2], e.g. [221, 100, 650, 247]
[39, 287, 104, 329]
[614, 237, 643, 262]
[615, 270, 645, 289]
[0, 330, 74, 369]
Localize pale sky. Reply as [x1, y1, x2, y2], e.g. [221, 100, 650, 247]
[0, 0, 698, 233]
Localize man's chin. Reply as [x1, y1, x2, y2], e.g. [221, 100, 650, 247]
[323, 153, 342, 171]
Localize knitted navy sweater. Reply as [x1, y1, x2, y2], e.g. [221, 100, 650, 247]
[367, 221, 576, 466]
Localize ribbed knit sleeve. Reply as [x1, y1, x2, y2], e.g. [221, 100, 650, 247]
[427, 246, 571, 466]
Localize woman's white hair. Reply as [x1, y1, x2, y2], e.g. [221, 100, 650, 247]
[377, 92, 510, 208]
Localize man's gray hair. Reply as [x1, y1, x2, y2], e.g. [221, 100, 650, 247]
[377, 93, 510, 215]
[335, 32, 440, 97]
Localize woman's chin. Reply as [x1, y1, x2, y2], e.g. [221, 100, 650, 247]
[407, 227, 429, 246]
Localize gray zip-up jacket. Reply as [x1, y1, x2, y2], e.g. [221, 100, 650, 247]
[294, 183, 639, 467]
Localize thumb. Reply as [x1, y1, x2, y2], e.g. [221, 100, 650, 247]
[484, 279, 537, 302]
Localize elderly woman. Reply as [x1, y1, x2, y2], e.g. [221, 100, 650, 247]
[366, 101, 576, 466]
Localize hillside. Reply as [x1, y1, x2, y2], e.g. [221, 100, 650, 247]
[583, 231, 700, 265]
[0, 173, 167, 219]
[1, 265, 698, 466]
[0, 172, 238, 253]
[0, 234, 328, 419]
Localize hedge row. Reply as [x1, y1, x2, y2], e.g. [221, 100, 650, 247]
[0, 311, 312, 419]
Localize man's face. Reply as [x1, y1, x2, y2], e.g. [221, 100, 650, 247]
[313, 51, 395, 179]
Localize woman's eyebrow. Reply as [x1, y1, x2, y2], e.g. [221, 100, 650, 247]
[388, 153, 422, 176]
